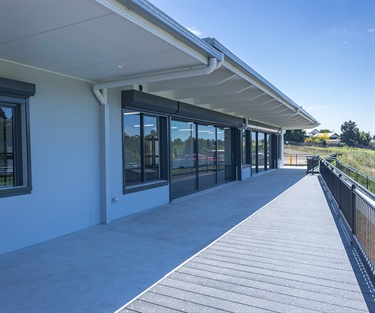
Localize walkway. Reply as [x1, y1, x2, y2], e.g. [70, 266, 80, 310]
[120, 173, 375, 313]
[1, 169, 374, 312]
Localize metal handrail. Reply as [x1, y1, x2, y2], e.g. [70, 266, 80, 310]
[354, 188, 375, 211]
[327, 159, 375, 199]
[319, 157, 375, 283]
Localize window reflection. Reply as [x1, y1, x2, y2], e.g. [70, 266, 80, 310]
[144, 116, 159, 182]
[266, 134, 271, 169]
[217, 127, 232, 183]
[251, 131, 256, 172]
[123, 111, 161, 186]
[123, 112, 141, 185]
[258, 132, 265, 172]
[171, 120, 197, 197]
[198, 125, 216, 189]
[0, 106, 14, 187]
[171, 120, 234, 198]
[242, 131, 246, 165]
[198, 125, 216, 175]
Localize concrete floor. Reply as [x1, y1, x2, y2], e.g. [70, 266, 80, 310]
[1, 168, 373, 312]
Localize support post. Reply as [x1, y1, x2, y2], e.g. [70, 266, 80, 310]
[100, 89, 111, 224]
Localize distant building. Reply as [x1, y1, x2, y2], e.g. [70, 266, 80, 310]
[306, 129, 320, 136]
[316, 132, 339, 140]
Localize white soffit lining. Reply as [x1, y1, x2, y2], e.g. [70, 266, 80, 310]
[96, 0, 212, 65]
[0, 0, 215, 82]
[145, 62, 318, 129]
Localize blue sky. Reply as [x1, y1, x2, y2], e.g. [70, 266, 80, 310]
[149, 0, 375, 135]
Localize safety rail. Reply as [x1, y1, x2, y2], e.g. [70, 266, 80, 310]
[320, 158, 375, 283]
[334, 158, 375, 194]
[284, 154, 313, 167]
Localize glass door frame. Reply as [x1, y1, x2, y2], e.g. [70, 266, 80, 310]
[170, 118, 236, 200]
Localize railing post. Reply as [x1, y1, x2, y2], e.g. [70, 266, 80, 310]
[338, 174, 341, 209]
[351, 184, 356, 235]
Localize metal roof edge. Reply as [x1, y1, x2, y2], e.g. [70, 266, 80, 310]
[117, 0, 223, 61]
[204, 37, 320, 127]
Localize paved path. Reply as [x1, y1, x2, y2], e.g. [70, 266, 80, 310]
[120, 174, 375, 313]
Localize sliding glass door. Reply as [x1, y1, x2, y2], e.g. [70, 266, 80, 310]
[171, 120, 197, 198]
[258, 132, 265, 172]
[171, 120, 235, 199]
[198, 125, 216, 190]
[217, 127, 233, 183]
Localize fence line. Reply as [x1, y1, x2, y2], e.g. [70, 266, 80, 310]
[333, 158, 375, 194]
[283, 154, 312, 167]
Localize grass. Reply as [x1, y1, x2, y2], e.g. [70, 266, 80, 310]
[285, 144, 375, 179]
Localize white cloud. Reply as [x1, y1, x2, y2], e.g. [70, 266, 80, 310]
[307, 105, 326, 111]
[368, 28, 375, 33]
[186, 26, 203, 37]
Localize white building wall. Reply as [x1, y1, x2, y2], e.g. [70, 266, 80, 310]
[241, 167, 251, 180]
[0, 60, 101, 254]
[0, 62, 171, 254]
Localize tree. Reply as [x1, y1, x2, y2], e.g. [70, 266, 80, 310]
[340, 120, 360, 147]
[305, 133, 329, 146]
[359, 131, 371, 146]
[319, 129, 331, 133]
[284, 130, 306, 143]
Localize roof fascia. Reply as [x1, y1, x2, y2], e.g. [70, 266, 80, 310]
[204, 37, 320, 127]
[112, 0, 223, 61]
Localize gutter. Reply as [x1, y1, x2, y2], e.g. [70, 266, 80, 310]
[112, 0, 222, 60]
[92, 57, 222, 105]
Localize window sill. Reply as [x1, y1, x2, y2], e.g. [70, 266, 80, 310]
[0, 186, 32, 198]
[124, 180, 168, 194]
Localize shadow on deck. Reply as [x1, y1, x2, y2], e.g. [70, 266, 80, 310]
[1, 169, 374, 312]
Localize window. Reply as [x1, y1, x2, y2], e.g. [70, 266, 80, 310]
[266, 133, 271, 169]
[258, 132, 265, 172]
[251, 131, 257, 173]
[198, 124, 216, 190]
[123, 109, 167, 192]
[242, 130, 251, 165]
[171, 120, 197, 198]
[0, 78, 34, 197]
[0, 95, 32, 197]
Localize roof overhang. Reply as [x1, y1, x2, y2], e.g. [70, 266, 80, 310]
[0, 0, 319, 130]
[145, 38, 319, 130]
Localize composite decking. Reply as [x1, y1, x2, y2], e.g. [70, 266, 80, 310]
[120, 174, 375, 313]
[1, 169, 374, 313]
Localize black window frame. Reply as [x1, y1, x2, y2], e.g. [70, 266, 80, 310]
[122, 109, 168, 194]
[0, 94, 32, 198]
